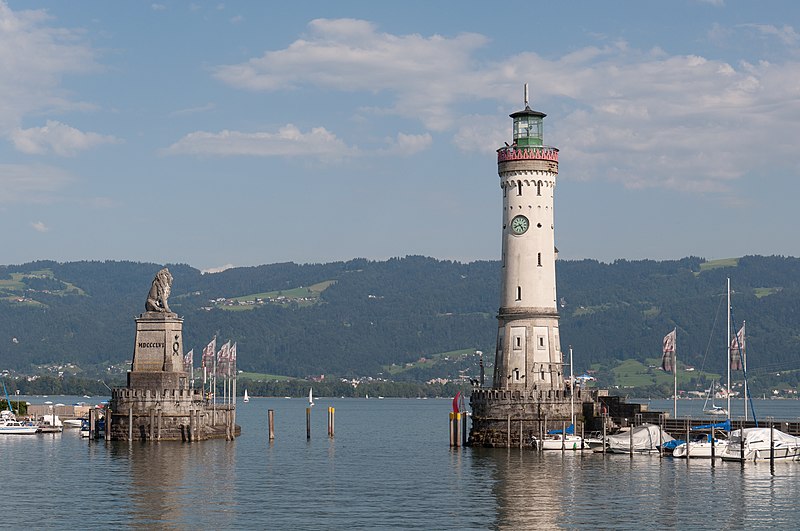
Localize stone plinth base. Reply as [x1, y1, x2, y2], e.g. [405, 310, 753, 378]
[469, 387, 597, 448]
[109, 387, 240, 442]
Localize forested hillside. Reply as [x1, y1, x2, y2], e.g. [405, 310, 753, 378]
[1, 255, 799, 393]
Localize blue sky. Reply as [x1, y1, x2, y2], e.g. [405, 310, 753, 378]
[2, 0, 799, 271]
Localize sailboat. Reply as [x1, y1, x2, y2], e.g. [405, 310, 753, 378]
[308, 388, 315, 407]
[672, 419, 730, 458]
[702, 381, 728, 416]
[532, 346, 583, 450]
[243, 389, 249, 403]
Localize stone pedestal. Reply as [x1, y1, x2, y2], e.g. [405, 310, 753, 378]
[110, 309, 240, 442]
[128, 312, 188, 390]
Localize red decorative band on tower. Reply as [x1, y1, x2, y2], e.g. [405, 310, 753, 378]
[497, 146, 559, 163]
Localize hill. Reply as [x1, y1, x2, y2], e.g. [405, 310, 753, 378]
[1, 255, 800, 396]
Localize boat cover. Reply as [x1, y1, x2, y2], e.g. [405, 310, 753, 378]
[729, 427, 800, 446]
[692, 419, 731, 432]
[607, 424, 674, 452]
[547, 423, 575, 435]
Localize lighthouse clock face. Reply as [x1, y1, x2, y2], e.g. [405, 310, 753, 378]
[511, 215, 529, 235]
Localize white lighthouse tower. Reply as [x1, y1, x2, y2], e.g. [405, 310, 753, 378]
[468, 86, 583, 447]
[494, 85, 563, 392]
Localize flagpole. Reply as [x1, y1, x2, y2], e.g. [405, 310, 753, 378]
[569, 345, 574, 427]
[673, 328, 677, 419]
[727, 277, 731, 418]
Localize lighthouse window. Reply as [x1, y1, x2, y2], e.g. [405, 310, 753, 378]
[537, 253, 542, 267]
[537, 181, 542, 196]
[517, 181, 523, 196]
[538, 336, 545, 348]
[516, 286, 521, 300]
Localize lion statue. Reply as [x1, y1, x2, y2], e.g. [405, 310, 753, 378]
[145, 267, 173, 313]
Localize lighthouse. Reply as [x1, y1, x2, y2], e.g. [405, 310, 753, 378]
[494, 85, 563, 392]
[468, 86, 590, 448]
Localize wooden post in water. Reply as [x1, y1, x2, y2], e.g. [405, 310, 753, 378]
[454, 413, 461, 448]
[306, 407, 311, 440]
[128, 408, 133, 441]
[88, 408, 95, 440]
[149, 408, 155, 441]
[711, 422, 717, 468]
[105, 407, 111, 441]
[629, 420, 633, 457]
[448, 412, 454, 447]
[562, 421, 566, 451]
[462, 412, 468, 447]
[685, 418, 691, 463]
[581, 421, 585, 451]
[158, 409, 162, 441]
[740, 419, 744, 463]
[658, 414, 663, 458]
[328, 407, 335, 438]
[518, 419, 523, 449]
[268, 409, 275, 441]
[602, 413, 607, 455]
[506, 414, 511, 449]
[770, 418, 775, 473]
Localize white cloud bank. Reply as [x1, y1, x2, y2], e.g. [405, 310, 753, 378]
[214, 18, 800, 196]
[12, 121, 121, 156]
[164, 124, 356, 159]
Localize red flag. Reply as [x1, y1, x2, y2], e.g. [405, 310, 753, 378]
[202, 337, 216, 368]
[452, 391, 461, 413]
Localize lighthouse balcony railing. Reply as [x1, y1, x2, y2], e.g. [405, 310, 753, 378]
[497, 145, 559, 163]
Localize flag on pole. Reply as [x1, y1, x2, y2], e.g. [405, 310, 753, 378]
[229, 342, 237, 376]
[662, 329, 676, 373]
[202, 337, 216, 368]
[183, 348, 193, 372]
[730, 325, 745, 371]
[217, 341, 231, 376]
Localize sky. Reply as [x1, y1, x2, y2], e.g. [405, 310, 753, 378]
[2, 0, 800, 272]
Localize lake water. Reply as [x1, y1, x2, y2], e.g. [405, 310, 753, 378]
[4, 396, 800, 529]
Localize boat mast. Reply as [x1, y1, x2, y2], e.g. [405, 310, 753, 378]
[726, 277, 731, 418]
[743, 320, 748, 421]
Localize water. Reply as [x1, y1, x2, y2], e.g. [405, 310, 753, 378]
[3, 397, 800, 529]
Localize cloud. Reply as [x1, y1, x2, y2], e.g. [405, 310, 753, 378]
[0, 2, 97, 134]
[31, 220, 49, 232]
[201, 263, 235, 274]
[739, 24, 800, 46]
[380, 132, 432, 156]
[212, 18, 800, 196]
[169, 103, 216, 117]
[214, 18, 488, 130]
[11, 120, 121, 156]
[164, 124, 356, 159]
[0, 164, 72, 203]
[151, 3, 167, 11]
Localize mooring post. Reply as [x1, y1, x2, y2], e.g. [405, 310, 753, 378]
[449, 412, 455, 447]
[188, 408, 194, 442]
[149, 408, 155, 441]
[542, 415, 547, 453]
[581, 422, 585, 452]
[629, 419, 633, 457]
[462, 412, 468, 447]
[455, 413, 462, 448]
[88, 408, 95, 440]
[306, 407, 311, 440]
[562, 421, 566, 451]
[711, 424, 716, 464]
[128, 408, 133, 441]
[507, 414, 511, 449]
[105, 407, 112, 441]
[268, 409, 275, 441]
[158, 409, 163, 441]
[685, 418, 691, 462]
[770, 417, 775, 473]
[658, 414, 663, 458]
[740, 419, 744, 463]
[602, 413, 607, 455]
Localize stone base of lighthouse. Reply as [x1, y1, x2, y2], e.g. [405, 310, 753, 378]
[468, 388, 598, 448]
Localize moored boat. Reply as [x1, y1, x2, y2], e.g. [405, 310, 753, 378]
[720, 427, 800, 462]
[0, 419, 38, 435]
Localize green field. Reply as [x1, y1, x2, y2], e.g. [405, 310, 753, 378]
[384, 348, 475, 375]
[610, 358, 722, 389]
[237, 371, 294, 381]
[698, 258, 739, 272]
[217, 280, 336, 311]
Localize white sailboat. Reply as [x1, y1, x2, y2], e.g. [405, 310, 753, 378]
[308, 388, 315, 407]
[702, 381, 728, 417]
[243, 389, 249, 403]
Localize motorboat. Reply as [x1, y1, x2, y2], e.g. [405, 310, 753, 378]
[720, 427, 800, 462]
[37, 413, 64, 433]
[672, 420, 730, 459]
[0, 419, 38, 435]
[63, 419, 85, 429]
[532, 424, 584, 450]
[602, 424, 674, 454]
